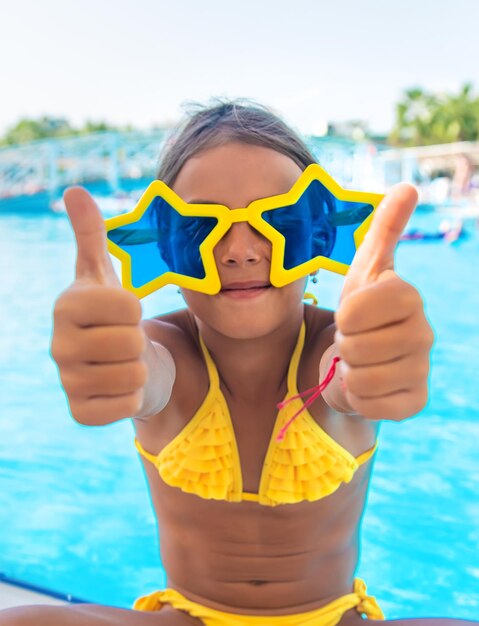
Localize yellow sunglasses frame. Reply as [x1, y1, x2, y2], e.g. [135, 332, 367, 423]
[105, 163, 384, 298]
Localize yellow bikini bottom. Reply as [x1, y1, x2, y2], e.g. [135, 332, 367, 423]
[133, 578, 384, 625]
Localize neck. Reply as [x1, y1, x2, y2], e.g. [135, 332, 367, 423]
[194, 310, 304, 401]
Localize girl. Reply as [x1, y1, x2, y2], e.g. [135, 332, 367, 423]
[1, 101, 472, 626]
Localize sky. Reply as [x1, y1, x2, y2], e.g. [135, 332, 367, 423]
[1, 0, 479, 137]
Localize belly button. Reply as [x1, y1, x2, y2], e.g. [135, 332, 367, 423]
[248, 580, 268, 586]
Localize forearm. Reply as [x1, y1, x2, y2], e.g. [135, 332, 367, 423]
[135, 339, 176, 419]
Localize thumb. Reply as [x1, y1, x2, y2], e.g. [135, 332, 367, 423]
[341, 183, 418, 299]
[64, 186, 120, 286]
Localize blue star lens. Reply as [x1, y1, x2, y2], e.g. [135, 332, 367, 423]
[108, 196, 218, 288]
[261, 180, 373, 270]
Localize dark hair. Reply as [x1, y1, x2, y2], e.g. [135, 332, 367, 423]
[156, 99, 317, 185]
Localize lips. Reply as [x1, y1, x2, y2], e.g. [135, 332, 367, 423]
[220, 280, 272, 299]
[221, 280, 271, 291]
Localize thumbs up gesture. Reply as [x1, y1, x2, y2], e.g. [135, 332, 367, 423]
[324, 184, 434, 421]
[51, 187, 149, 424]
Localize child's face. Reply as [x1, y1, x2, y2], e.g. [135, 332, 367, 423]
[173, 141, 307, 338]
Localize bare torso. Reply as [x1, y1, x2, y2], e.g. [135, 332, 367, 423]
[134, 304, 379, 615]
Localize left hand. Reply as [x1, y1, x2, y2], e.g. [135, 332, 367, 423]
[332, 183, 434, 421]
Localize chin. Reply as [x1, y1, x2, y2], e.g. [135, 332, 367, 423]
[210, 305, 297, 340]
[183, 282, 306, 338]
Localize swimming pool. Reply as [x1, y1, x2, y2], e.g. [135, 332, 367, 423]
[0, 207, 478, 619]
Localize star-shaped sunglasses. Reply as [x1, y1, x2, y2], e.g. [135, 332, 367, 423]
[105, 164, 384, 297]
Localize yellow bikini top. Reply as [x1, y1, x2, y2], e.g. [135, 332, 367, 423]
[135, 322, 377, 507]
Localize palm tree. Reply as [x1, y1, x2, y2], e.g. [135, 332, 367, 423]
[389, 83, 479, 146]
[431, 83, 479, 143]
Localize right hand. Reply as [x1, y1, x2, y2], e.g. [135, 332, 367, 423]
[51, 187, 148, 424]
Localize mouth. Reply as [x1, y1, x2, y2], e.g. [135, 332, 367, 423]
[220, 281, 272, 299]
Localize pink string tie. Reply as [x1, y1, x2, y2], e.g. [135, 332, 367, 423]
[276, 356, 341, 442]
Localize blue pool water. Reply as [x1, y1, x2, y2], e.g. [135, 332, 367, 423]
[0, 208, 478, 619]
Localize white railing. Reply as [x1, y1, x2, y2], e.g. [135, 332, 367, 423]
[0, 130, 167, 200]
[6, 132, 476, 209]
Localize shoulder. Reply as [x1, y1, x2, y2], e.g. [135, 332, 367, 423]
[303, 303, 336, 353]
[298, 304, 336, 388]
[142, 308, 199, 356]
[141, 308, 209, 407]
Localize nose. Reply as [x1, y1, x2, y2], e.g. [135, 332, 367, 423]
[216, 222, 269, 267]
